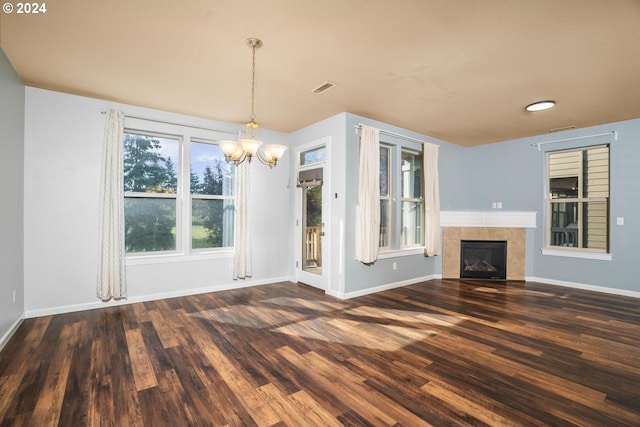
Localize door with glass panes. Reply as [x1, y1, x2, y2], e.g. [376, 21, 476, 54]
[296, 144, 328, 290]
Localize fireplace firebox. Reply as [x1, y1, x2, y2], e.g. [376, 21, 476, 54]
[460, 240, 507, 280]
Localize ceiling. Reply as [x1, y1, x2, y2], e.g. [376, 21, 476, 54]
[1, 0, 639, 146]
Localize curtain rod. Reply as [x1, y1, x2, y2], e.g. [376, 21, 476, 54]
[101, 109, 237, 135]
[531, 131, 617, 151]
[355, 123, 438, 146]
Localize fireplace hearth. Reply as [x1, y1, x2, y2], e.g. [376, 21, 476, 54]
[460, 240, 507, 280]
[442, 227, 525, 281]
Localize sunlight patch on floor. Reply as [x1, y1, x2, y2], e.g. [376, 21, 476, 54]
[274, 317, 437, 352]
[188, 305, 308, 328]
[188, 298, 463, 351]
[262, 296, 346, 311]
[346, 306, 463, 327]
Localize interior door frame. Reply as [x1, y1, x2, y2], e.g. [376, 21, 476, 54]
[294, 138, 330, 291]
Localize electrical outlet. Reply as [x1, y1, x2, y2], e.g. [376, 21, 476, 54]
[392, 262, 397, 271]
[497, 202, 503, 209]
[12, 290, 16, 303]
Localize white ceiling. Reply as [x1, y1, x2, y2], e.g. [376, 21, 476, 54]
[1, 0, 639, 146]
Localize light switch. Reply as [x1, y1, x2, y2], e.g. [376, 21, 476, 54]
[616, 217, 624, 225]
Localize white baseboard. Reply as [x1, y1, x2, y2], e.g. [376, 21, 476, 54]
[0, 314, 25, 352]
[23, 273, 638, 319]
[526, 276, 640, 299]
[327, 274, 441, 299]
[24, 276, 293, 318]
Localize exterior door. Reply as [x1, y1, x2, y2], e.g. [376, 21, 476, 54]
[296, 142, 328, 290]
[302, 183, 323, 275]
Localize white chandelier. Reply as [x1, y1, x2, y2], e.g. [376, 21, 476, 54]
[219, 38, 287, 168]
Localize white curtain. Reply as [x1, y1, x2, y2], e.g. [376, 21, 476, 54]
[423, 143, 441, 256]
[97, 109, 127, 300]
[233, 161, 252, 279]
[355, 125, 380, 264]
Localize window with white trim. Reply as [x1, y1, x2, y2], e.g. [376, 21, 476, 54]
[546, 145, 609, 252]
[123, 130, 235, 255]
[379, 144, 424, 250]
[190, 140, 234, 250]
[124, 132, 180, 253]
[379, 145, 391, 248]
[400, 150, 423, 248]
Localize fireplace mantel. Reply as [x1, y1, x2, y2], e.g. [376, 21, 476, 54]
[441, 211, 537, 229]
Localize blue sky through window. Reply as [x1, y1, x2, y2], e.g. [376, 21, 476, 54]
[190, 141, 232, 183]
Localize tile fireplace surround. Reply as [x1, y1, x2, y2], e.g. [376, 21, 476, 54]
[441, 211, 536, 281]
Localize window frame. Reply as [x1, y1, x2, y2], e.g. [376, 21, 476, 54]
[123, 119, 237, 261]
[378, 141, 425, 255]
[189, 138, 235, 253]
[400, 148, 424, 249]
[123, 130, 182, 255]
[379, 144, 392, 250]
[544, 144, 610, 255]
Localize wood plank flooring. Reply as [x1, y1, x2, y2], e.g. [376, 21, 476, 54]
[1, 279, 639, 426]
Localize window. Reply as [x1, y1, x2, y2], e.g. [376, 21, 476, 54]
[379, 146, 391, 248]
[546, 145, 609, 252]
[123, 128, 235, 256]
[400, 150, 423, 247]
[124, 132, 179, 253]
[379, 145, 424, 251]
[299, 146, 326, 166]
[190, 140, 234, 250]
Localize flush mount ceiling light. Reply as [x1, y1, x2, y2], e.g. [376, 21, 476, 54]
[219, 38, 287, 168]
[526, 100, 556, 112]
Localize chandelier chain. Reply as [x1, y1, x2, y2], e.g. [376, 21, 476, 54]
[250, 42, 257, 122]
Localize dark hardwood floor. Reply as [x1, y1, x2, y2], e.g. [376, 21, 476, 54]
[1, 279, 639, 426]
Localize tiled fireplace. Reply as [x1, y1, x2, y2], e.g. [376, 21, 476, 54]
[441, 211, 536, 281]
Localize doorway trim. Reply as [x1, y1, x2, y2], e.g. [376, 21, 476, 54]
[294, 137, 331, 291]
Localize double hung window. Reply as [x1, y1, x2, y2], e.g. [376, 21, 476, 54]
[400, 150, 423, 247]
[124, 132, 179, 253]
[190, 141, 234, 250]
[546, 145, 609, 252]
[379, 146, 391, 248]
[379, 144, 424, 251]
[123, 126, 235, 256]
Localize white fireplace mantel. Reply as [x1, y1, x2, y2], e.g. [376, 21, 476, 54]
[440, 211, 537, 228]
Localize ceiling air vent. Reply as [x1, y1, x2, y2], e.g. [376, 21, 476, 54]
[550, 125, 576, 133]
[311, 81, 336, 94]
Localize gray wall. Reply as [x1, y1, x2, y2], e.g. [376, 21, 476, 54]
[339, 113, 639, 295]
[0, 48, 25, 345]
[461, 119, 640, 292]
[23, 87, 292, 315]
[343, 113, 463, 293]
[289, 113, 348, 296]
